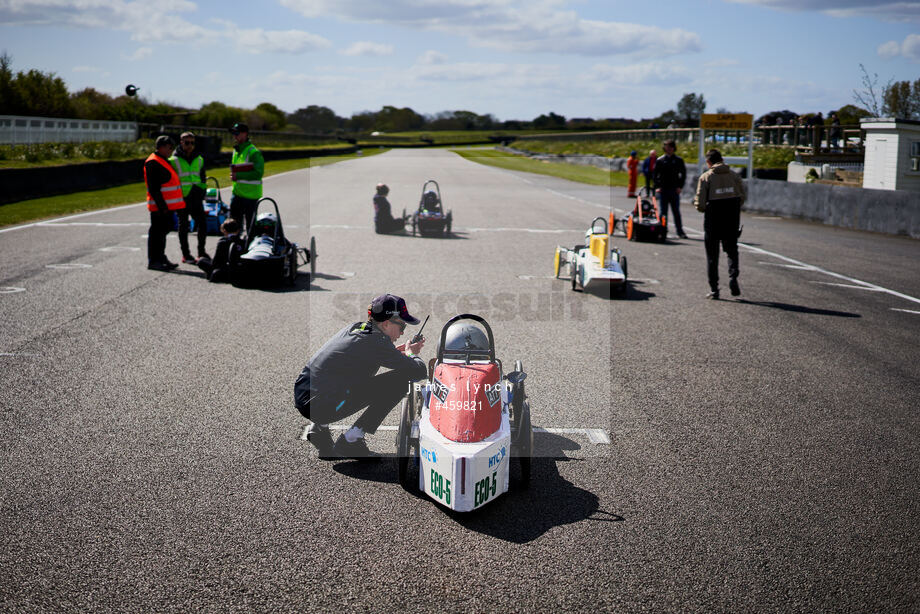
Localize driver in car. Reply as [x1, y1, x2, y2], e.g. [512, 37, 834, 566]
[294, 294, 427, 459]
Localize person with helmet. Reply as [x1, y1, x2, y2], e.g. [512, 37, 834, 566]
[228, 122, 264, 234]
[373, 183, 408, 234]
[241, 211, 280, 261]
[170, 131, 208, 264]
[144, 135, 184, 271]
[294, 294, 427, 459]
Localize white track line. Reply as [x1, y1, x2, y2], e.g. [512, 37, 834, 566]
[891, 308, 920, 315]
[302, 424, 610, 444]
[742, 242, 920, 306]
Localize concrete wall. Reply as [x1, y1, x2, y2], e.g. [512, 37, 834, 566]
[746, 178, 920, 238]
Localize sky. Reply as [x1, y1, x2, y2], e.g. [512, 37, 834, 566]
[1, 0, 918, 122]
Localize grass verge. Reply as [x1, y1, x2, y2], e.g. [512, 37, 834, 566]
[0, 149, 387, 228]
[450, 148, 627, 187]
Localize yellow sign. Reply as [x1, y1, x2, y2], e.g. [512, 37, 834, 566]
[700, 113, 753, 130]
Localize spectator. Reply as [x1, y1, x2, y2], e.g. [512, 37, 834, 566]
[653, 139, 687, 239]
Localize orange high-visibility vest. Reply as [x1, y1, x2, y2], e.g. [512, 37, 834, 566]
[144, 153, 185, 212]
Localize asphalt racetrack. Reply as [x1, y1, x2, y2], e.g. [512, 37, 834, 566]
[1, 148, 919, 612]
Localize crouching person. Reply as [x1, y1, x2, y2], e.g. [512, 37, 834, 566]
[197, 218, 244, 283]
[294, 294, 426, 459]
[373, 183, 408, 234]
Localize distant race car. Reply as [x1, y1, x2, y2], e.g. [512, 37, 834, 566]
[397, 314, 532, 511]
[410, 179, 452, 237]
[554, 216, 628, 297]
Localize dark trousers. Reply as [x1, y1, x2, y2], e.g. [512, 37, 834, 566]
[147, 210, 174, 264]
[178, 192, 207, 258]
[703, 201, 741, 291]
[375, 216, 406, 234]
[658, 188, 683, 234]
[230, 194, 259, 236]
[303, 370, 410, 434]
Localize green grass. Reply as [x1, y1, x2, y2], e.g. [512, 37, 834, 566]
[513, 139, 796, 168]
[0, 149, 387, 227]
[450, 148, 627, 187]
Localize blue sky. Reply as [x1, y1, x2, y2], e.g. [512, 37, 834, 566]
[1, 0, 918, 121]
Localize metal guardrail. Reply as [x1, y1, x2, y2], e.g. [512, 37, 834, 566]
[0, 115, 137, 144]
[514, 125, 866, 155]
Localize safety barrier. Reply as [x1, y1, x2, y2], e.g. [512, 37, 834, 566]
[0, 115, 137, 144]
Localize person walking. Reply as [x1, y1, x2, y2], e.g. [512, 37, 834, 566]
[228, 122, 264, 235]
[144, 135, 184, 271]
[626, 150, 639, 198]
[294, 294, 427, 459]
[170, 131, 208, 263]
[653, 139, 687, 239]
[693, 149, 746, 299]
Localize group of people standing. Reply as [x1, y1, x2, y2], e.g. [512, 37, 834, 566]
[143, 122, 264, 278]
[625, 139, 688, 239]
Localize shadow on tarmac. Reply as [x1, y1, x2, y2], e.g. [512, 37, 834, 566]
[333, 431, 621, 544]
[734, 298, 861, 318]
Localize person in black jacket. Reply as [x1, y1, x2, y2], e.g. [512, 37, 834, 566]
[294, 294, 427, 459]
[373, 183, 408, 234]
[653, 139, 688, 239]
[144, 135, 181, 271]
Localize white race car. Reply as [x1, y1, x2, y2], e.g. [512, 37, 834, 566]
[396, 314, 532, 511]
[554, 216, 628, 297]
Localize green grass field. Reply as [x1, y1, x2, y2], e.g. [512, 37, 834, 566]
[450, 148, 628, 187]
[0, 149, 386, 227]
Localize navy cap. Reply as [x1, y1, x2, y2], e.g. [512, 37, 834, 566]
[368, 294, 420, 325]
[229, 122, 249, 134]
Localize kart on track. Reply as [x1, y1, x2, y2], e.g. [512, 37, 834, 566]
[397, 314, 532, 511]
[410, 180, 452, 237]
[190, 176, 229, 236]
[235, 197, 316, 287]
[554, 216, 628, 297]
[618, 186, 667, 243]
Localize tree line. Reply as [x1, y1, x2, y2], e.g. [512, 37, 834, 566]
[2, 54, 917, 136]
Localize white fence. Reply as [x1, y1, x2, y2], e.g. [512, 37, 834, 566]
[0, 115, 138, 144]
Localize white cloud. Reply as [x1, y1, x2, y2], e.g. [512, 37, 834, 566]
[877, 34, 920, 62]
[589, 62, 692, 86]
[418, 50, 448, 65]
[123, 46, 152, 61]
[725, 1, 920, 23]
[280, 0, 701, 57]
[341, 41, 394, 56]
[0, 1, 329, 52]
[72, 65, 102, 73]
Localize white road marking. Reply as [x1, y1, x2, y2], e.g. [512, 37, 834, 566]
[0, 201, 146, 235]
[99, 246, 140, 252]
[341, 272, 356, 277]
[0, 287, 26, 294]
[46, 263, 93, 269]
[465, 227, 582, 234]
[811, 281, 886, 292]
[304, 424, 610, 444]
[752, 216, 783, 219]
[891, 308, 920, 315]
[758, 261, 816, 271]
[38, 222, 147, 227]
[0, 352, 38, 357]
[745, 244, 920, 306]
